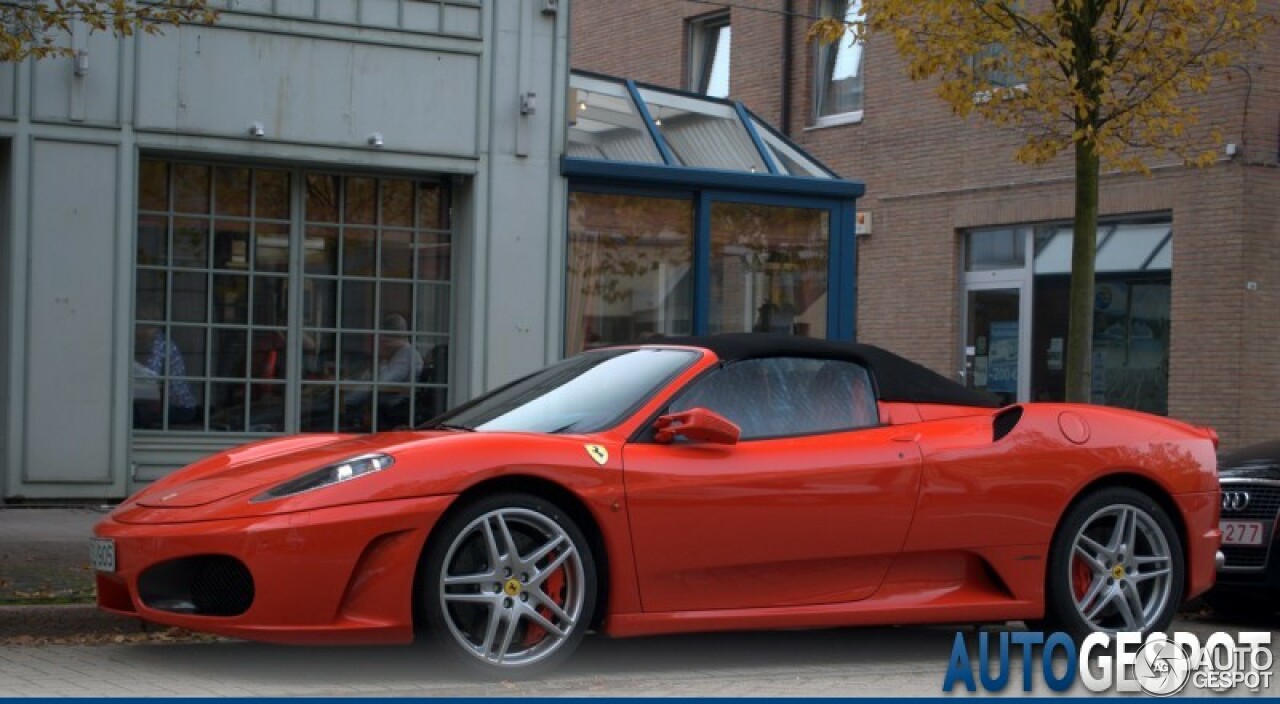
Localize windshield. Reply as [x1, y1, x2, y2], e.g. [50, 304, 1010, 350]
[426, 348, 700, 434]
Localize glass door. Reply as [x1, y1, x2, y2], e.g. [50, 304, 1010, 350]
[962, 228, 1033, 405]
[964, 287, 1024, 405]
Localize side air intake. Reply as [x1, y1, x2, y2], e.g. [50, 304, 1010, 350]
[993, 405, 1023, 442]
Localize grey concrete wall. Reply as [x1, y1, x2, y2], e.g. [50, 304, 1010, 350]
[0, 141, 9, 492]
[467, 0, 571, 395]
[0, 0, 570, 499]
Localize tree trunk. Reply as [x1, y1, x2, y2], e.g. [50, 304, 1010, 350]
[1064, 139, 1100, 403]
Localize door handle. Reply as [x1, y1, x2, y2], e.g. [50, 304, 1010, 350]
[892, 433, 921, 443]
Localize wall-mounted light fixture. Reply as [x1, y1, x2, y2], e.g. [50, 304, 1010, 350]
[367, 132, 384, 148]
[520, 91, 538, 116]
[73, 49, 89, 77]
[248, 122, 266, 138]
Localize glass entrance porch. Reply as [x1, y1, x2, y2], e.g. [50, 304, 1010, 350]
[563, 72, 864, 355]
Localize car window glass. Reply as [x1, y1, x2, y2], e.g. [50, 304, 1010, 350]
[432, 348, 698, 434]
[669, 357, 878, 439]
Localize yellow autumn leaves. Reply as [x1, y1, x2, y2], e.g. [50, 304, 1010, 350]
[812, 0, 1270, 173]
[2, 0, 218, 63]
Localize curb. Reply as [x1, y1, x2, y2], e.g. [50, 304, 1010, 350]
[0, 603, 147, 641]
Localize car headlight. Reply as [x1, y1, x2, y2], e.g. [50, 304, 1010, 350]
[252, 453, 395, 503]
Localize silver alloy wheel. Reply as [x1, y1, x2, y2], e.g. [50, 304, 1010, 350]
[1069, 504, 1173, 633]
[437, 507, 585, 668]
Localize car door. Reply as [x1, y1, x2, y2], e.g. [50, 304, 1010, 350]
[623, 357, 923, 613]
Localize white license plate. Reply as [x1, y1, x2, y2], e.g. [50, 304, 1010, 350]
[1221, 520, 1266, 546]
[89, 538, 116, 573]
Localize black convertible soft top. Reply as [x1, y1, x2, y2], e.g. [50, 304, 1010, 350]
[640, 333, 1002, 408]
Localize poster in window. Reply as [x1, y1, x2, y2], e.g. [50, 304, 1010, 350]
[986, 320, 1018, 393]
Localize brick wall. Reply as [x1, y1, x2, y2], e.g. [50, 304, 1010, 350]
[571, 0, 1280, 447]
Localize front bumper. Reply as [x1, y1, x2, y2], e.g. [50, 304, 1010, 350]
[1210, 478, 1280, 597]
[1212, 538, 1280, 596]
[94, 494, 454, 644]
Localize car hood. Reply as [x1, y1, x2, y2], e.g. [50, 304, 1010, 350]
[111, 430, 615, 524]
[123, 431, 457, 513]
[1219, 440, 1280, 481]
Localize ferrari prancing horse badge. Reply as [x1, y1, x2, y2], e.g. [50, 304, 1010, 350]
[585, 444, 609, 465]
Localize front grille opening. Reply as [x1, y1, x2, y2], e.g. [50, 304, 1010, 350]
[1221, 545, 1269, 570]
[1219, 485, 1280, 521]
[138, 555, 255, 617]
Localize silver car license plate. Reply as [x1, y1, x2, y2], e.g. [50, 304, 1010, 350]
[89, 538, 116, 573]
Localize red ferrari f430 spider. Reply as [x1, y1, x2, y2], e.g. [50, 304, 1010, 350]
[94, 334, 1222, 676]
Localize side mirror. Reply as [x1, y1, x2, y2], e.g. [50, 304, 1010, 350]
[653, 408, 740, 445]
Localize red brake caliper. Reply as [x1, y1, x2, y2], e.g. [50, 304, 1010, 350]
[521, 551, 568, 647]
[1071, 554, 1093, 602]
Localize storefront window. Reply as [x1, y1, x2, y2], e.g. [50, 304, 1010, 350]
[565, 192, 694, 354]
[299, 175, 452, 433]
[1031, 223, 1171, 414]
[709, 202, 829, 337]
[133, 159, 452, 434]
[565, 194, 838, 353]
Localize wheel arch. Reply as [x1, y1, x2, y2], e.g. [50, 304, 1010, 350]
[1057, 471, 1190, 596]
[412, 474, 611, 631]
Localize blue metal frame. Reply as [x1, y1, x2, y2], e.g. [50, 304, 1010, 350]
[694, 192, 713, 334]
[838, 200, 858, 341]
[625, 79, 677, 166]
[563, 158, 865, 199]
[744, 107, 844, 179]
[734, 101, 779, 175]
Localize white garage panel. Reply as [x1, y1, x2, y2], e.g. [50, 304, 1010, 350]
[134, 27, 480, 158]
[24, 140, 118, 483]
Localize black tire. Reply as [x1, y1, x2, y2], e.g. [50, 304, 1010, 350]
[420, 492, 597, 679]
[1044, 486, 1184, 639]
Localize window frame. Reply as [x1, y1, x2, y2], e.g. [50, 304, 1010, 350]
[686, 11, 731, 98]
[131, 156, 456, 438]
[811, 0, 866, 128]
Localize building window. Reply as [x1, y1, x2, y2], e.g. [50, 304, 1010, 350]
[688, 12, 731, 98]
[814, 0, 865, 123]
[133, 159, 452, 435]
[965, 228, 1026, 271]
[971, 43, 1023, 90]
[1031, 222, 1171, 414]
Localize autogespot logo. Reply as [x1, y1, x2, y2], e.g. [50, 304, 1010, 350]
[943, 630, 1273, 695]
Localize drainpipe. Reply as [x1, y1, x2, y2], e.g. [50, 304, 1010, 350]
[781, 0, 794, 136]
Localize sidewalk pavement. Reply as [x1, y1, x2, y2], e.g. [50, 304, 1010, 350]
[0, 506, 150, 641]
